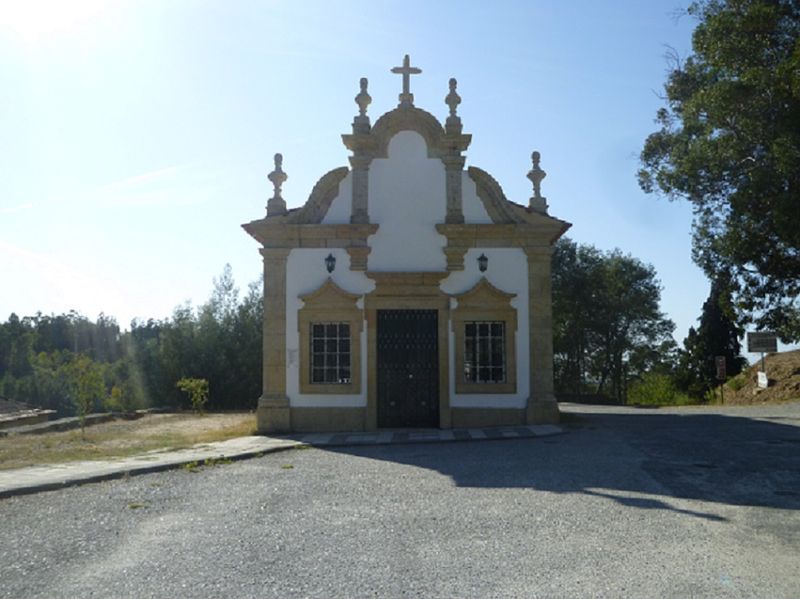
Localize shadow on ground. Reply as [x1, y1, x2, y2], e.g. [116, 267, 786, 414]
[320, 408, 800, 521]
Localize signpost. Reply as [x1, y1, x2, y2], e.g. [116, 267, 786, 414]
[714, 356, 726, 403]
[747, 332, 778, 354]
[714, 356, 727, 380]
[747, 332, 777, 389]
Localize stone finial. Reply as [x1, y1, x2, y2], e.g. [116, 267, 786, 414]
[527, 151, 549, 214]
[355, 77, 371, 117]
[445, 77, 462, 135]
[266, 153, 288, 216]
[352, 77, 372, 134]
[445, 78, 461, 117]
[391, 54, 422, 107]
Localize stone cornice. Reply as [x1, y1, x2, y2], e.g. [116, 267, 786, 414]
[435, 223, 569, 248]
[366, 271, 449, 296]
[435, 222, 569, 270]
[242, 222, 379, 249]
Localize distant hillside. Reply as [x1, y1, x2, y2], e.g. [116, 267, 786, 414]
[721, 350, 800, 404]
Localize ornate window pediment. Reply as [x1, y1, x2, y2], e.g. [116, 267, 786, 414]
[298, 279, 363, 395]
[452, 278, 517, 394]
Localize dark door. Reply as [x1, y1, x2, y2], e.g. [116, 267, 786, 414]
[377, 309, 439, 428]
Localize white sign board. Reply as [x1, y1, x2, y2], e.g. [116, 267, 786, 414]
[757, 371, 768, 389]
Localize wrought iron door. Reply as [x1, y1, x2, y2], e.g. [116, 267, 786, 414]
[377, 309, 439, 428]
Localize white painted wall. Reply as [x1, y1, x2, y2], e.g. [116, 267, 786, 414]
[440, 248, 530, 409]
[461, 172, 493, 223]
[285, 249, 374, 408]
[367, 131, 448, 271]
[322, 131, 449, 271]
[320, 171, 352, 224]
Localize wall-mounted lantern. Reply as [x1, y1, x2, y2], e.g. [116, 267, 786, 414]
[477, 253, 488, 272]
[325, 253, 336, 274]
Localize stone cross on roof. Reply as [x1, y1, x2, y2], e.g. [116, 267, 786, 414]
[391, 54, 422, 107]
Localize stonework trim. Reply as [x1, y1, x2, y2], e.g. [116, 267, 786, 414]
[450, 407, 525, 428]
[242, 223, 379, 252]
[525, 247, 560, 425]
[257, 248, 291, 434]
[435, 223, 569, 271]
[451, 278, 518, 395]
[289, 407, 366, 432]
[297, 279, 363, 396]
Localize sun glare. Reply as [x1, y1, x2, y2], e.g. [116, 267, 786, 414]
[0, 0, 108, 43]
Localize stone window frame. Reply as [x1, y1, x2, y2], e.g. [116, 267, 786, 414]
[452, 279, 517, 394]
[298, 279, 363, 395]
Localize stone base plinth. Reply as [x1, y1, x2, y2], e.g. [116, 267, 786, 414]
[256, 395, 291, 434]
[451, 407, 525, 428]
[526, 396, 560, 424]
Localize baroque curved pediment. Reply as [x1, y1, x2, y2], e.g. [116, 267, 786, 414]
[371, 106, 445, 158]
[287, 167, 349, 224]
[467, 167, 526, 224]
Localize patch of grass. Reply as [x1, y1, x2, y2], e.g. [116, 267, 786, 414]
[182, 461, 201, 472]
[0, 412, 256, 471]
[280, 464, 294, 470]
[627, 373, 698, 406]
[727, 375, 747, 392]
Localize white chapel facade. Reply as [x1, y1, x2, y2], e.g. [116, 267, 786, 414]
[244, 56, 570, 433]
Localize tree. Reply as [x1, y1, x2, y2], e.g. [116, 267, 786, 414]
[67, 355, 107, 437]
[639, 0, 800, 341]
[553, 238, 676, 403]
[676, 275, 748, 398]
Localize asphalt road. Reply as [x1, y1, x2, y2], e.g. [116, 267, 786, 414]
[2, 403, 799, 598]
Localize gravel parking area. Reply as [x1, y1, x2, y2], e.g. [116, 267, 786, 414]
[1, 403, 799, 598]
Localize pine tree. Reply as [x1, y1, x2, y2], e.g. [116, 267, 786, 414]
[677, 276, 747, 398]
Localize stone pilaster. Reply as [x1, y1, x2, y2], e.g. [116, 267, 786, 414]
[524, 246, 559, 424]
[443, 155, 466, 224]
[257, 247, 292, 433]
[346, 245, 371, 270]
[349, 155, 370, 224]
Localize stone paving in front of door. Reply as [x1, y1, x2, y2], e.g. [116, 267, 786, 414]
[284, 424, 563, 447]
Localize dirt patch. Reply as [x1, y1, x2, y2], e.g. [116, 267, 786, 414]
[0, 412, 256, 470]
[722, 350, 800, 405]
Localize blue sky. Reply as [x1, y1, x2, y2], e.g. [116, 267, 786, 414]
[2, 0, 767, 352]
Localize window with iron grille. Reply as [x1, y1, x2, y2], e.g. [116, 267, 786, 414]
[310, 323, 351, 384]
[463, 321, 506, 383]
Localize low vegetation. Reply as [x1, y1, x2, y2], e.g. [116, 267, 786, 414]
[719, 350, 800, 405]
[0, 412, 255, 470]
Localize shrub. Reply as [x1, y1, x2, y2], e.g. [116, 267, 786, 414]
[176, 377, 209, 414]
[628, 372, 693, 406]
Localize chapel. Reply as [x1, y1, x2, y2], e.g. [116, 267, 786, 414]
[243, 56, 571, 433]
